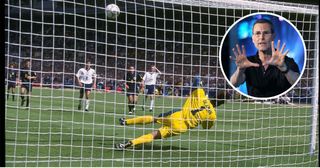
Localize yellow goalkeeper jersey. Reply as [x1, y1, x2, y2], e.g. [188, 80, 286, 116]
[181, 88, 217, 129]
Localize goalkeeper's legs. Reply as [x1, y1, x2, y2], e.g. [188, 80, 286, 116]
[116, 116, 158, 149]
[115, 130, 161, 150]
[130, 130, 161, 146]
[116, 115, 186, 150]
[119, 115, 154, 125]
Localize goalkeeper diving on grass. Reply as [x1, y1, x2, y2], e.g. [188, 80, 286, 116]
[115, 86, 226, 150]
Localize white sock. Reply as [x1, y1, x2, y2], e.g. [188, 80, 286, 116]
[150, 99, 154, 109]
[85, 99, 90, 110]
[82, 99, 86, 107]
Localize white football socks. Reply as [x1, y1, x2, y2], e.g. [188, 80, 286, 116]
[150, 99, 154, 110]
[85, 99, 90, 110]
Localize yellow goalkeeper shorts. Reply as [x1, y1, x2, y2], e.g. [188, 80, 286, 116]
[156, 109, 188, 139]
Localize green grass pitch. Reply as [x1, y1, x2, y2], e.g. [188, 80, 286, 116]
[5, 87, 318, 167]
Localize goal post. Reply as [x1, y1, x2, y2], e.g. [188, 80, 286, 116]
[5, 0, 318, 166]
[310, 16, 319, 156]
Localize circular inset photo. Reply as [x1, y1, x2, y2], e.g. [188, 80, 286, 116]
[219, 12, 306, 100]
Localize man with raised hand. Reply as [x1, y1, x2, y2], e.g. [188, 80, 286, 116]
[230, 19, 300, 97]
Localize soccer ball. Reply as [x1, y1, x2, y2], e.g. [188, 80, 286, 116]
[106, 4, 120, 20]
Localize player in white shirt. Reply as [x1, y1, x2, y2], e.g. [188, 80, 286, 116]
[141, 65, 161, 112]
[76, 61, 97, 111]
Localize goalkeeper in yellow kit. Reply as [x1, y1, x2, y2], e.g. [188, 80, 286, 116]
[115, 86, 226, 150]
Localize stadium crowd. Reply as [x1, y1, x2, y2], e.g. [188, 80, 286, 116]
[5, 18, 315, 99]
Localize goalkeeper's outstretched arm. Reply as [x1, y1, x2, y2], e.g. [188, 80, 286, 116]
[209, 89, 228, 108]
[202, 89, 229, 129]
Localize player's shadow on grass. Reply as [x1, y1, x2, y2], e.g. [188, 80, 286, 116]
[109, 139, 189, 151]
[137, 143, 189, 151]
[100, 139, 189, 151]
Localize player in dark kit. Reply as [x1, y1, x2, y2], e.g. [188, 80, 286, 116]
[124, 66, 143, 114]
[7, 63, 18, 101]
[20, 60, 37, 107]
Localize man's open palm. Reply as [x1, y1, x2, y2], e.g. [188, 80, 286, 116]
[231, 44, 260, 70]
[264, 40, 289, 68]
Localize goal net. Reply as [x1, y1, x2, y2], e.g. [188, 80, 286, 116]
[5, 0, 318, 166]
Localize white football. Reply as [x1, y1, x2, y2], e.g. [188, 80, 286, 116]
[106, 4, 120, 20]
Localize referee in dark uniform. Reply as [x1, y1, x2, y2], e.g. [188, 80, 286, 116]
[124, 66, 143, 114]
[20, 60, 37, 107]
[7, 63, 18, 101]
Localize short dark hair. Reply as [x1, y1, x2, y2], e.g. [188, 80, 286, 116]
[252, 18, 275, 34]
[24, 59, 30, 64]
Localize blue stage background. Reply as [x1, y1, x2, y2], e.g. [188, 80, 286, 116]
[223, 14, 305, 95]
